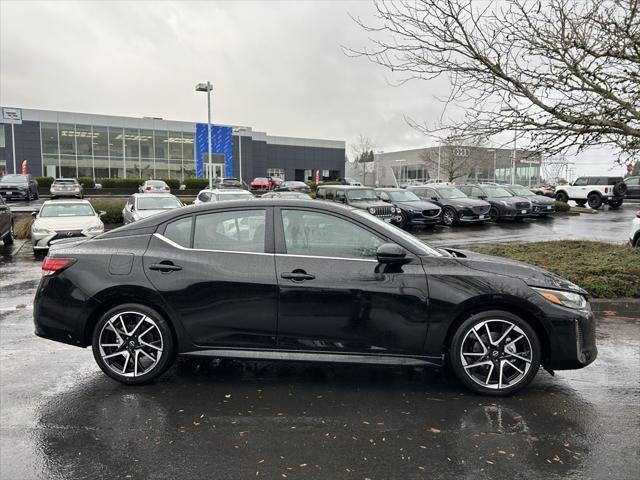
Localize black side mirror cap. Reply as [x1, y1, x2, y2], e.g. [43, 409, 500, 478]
[376, 243, 411, 264]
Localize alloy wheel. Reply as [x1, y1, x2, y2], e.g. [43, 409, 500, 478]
[98, 311, 164, 377]
[459, 319, 532, 390]
[443, 208, 456, 226]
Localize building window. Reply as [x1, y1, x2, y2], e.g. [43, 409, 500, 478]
[267, 168, 285, 179]
[40, 123, 58, 155]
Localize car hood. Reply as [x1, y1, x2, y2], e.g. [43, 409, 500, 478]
[444, 197, 489, 208]
[440, 247, 587, 295]
[394, 200, 440, 211]
[489, 196, 530, 205]
[0, 181, 28, 187]
[350, 200, 389, 209]
[34, 216, 102, 231]
[527, 195, 555, 205]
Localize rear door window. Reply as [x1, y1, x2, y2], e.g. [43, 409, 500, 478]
[193, 209, 266, 253]
[164, 216, 193, 247]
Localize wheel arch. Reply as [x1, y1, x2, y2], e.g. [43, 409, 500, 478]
[442, 298, 551, 364]
[587, 190, 603, 198]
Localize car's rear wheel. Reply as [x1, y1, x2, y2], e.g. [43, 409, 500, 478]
[576, 200, 586, 207]
[92, 304, 175, 385]
[448, 310, 541, 396]
[488, 206, 500, 222]
[554, 191, 568, 203]
[587, 193, 603, 209]
[441, 207, 457, 226]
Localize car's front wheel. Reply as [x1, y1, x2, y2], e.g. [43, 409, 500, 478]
[448, 310, 541, 396]
[488, 206, 500, 222]
[92, 304, 175, 384]
[441, 207, 457, 226]
[554, 191, 569, 203]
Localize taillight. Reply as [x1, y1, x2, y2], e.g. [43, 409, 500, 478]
[165, 186, 170, 190]
[42, 257, 75, 277]
[146, 186, 152, 190]
[604, 187, 609, 193]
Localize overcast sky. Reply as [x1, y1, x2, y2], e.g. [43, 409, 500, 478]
[0, 0, 626, 177]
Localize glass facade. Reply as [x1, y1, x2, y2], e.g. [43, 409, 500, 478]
[39, 122, 196, 180]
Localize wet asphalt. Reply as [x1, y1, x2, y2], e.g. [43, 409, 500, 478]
[1, 247, 639, 479]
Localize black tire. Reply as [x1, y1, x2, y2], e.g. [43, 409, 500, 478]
[397, 211, 408, 229]
[634, 235, 640, 248]
[587, 193, 603, 209]
[554, 191, 569, 203]
[613, 181, 627, 197]
[441, 207, 457, 226]
[608, 197, 623, 209]
[448, 310, 541, 396]
[92, 303, 175, 385]
[489, 206, 500, 222]
[576, 200, 586, 207]
[2, 221, 14, 245]
[34, 191, 39, 200]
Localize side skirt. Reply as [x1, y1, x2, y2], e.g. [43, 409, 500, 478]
[180, 349, 443, 367]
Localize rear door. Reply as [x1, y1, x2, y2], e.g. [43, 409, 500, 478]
[143, 207, 278, 348]
[625, 177, 640, 199]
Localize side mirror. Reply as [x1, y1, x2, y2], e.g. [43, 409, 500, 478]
[98, 211, 106, 217]
[431, 197, 438, 202]
[130, 205, 135, 211]
[31, 211, 38, 218]
[376, 243, 410, 264]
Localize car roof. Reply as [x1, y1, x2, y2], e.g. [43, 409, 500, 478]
[198, 188, 251, 194]
[42, 199, 91, 205]
[53, 178, 77, 181]
[132, 192, 179, 198]
[374, 187, 405, 192]
[317, 185, 371, 190]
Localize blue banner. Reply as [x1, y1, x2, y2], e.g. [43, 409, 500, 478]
[195, 123, 233, 178]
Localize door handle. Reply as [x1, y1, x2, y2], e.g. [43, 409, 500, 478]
[281, 271, 315, 281]
[149, 262, 182, 272]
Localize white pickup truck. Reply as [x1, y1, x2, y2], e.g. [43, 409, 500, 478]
[554, 176, 627, 209]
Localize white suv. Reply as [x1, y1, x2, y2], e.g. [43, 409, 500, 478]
[554, 176, 627, 209]
[630, 210, 640, 247]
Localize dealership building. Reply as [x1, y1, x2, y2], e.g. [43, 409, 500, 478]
[0, 107, 345, 183]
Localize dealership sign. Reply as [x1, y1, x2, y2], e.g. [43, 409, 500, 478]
[1, 107, 23, 125]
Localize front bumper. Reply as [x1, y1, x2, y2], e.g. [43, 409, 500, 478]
[531, 204, 556, 215]
[0, 190, 29, 199]
[32, 230, 100, 250]
[404, 211, 440, 226]
[546, 306, 598, 370]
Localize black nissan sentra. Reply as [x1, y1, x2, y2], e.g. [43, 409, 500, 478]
[33, 199, 596, 395]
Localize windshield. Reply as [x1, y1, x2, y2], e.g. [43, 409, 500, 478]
[352, 210, 442, 257]
[346, 189, 378, 201]
[0, 175, 27, 184]
[253, 178, 269, 182]
[388, 191, 420, 202]
[40, 203, 95, 217]
[483, 186, 513, 198]
[436, 187, 466, 199]
[219, 192, 253, 201]
[510, 186, 534, 196]
[137, 196, 182, 210]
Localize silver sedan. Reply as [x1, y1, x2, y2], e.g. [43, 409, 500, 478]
[122, 193, 184, 224]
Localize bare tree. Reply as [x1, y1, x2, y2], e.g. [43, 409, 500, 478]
[350, 134, 376, 184]
[420, 133, 486, 182]
[348, 0, 640, 162]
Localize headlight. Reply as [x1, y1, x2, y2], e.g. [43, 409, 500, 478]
[31, 225, 53, 235]
[533, 287, 587, 310]
[368, 207, 376, 214]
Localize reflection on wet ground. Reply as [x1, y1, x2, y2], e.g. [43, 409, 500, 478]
[1, 252, 639, 479]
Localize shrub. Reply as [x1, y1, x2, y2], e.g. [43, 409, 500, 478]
[178, 197, 195, 205]
[184, 178, 209, 190]
[77, 177, 95, 188]
[305, 182, 317, 192]
[554, 201, 571, 212]
[100, 178, 144, 188]
[14, 217, 33, 239]
[89, 199, 127, 224]
[35, 176, 54, 188]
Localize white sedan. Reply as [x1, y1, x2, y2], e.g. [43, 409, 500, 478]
[31, 200, 105, 253]
[122, 193, 184, 224]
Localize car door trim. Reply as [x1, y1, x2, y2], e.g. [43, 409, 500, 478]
[153, 232, 274, 256]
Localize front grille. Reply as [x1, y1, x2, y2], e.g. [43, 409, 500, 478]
[471, 205, 490, 215]
[516, 202, 530, 210]
[50, 230, 85, 243]
[373, 206, 393, 216]
[422, 209, 440, 217]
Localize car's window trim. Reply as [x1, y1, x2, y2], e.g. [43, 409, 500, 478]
[153, 232, 274, 256]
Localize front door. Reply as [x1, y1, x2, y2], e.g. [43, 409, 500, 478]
[205, 163, 225, 185]
[273, 208, 430, 355]
[143, 207, 278, 348]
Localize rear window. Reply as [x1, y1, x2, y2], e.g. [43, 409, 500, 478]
[164, 216, 192, 247]
[53, 179, 77, 185]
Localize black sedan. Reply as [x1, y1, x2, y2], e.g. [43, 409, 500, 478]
[504, 184, 557, 216]
[274, 181, 311, 194]
[408, 185, 491, 226]
[34, 199, 597, 395]
[374, 188, 441, 229]
[459, 184, 532, 221]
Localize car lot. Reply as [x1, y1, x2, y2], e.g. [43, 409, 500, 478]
[0, 258, 638, 479]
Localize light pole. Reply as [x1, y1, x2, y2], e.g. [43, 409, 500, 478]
[195, 81, 213, 187]
[233, 127, 247, 187]
[511, 130, 517, 184]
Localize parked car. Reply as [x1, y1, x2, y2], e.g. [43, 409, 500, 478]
[408, 185, 491, 226]
[530, 185, 555, 197]
[249, 176, 283, 191]
[34, 198, 597, 395]
[0, 174, 39, 201]
[375, 188, 441, 229]
[503, 185, 556, 216]
[459, 184, 532, 221]
[0, 197, 14, 246]
[193, 188, 254, 205]
[274, 181, 311, 193]
[212, 177, 244, 189]
[624, 176, 640, 200]
[336, 177, 362, 186]
[123, 194, 183, 224]
[31, 200, 105, 253]
[316, 185, 398, 222]
[630, 210, 640, 247]
[139, 180, 171, 194]
[554, 176, 626, 209]
[260, 191, 311, 199]
[50, 178, 84, 199]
